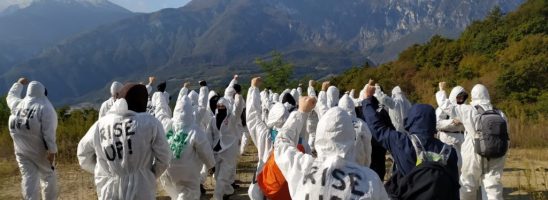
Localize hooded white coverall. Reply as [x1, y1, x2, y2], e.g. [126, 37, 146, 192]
[245, 86, 292, 199]
[445, 84, 508, 200]
[77, 99, 171, 200]
[159, 96, 216, 200]
[206, 97, 243, 200]
[274, 107, 388, 199]
[339, 94, 372, 167]
[436, 86, 466, 169]
[151, 91, 173, 118]
[7, 81, 58, 200]
[375, 86, 412, 133]
[306, 83, 319, 154]
[99, 81, 123, 118]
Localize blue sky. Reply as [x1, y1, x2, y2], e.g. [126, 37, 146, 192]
[110, 0, 191, 13]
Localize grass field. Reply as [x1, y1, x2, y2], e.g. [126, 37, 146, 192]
[0, 145, 547, 200]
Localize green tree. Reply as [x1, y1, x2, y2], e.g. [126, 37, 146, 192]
[255, 51, 294, 91]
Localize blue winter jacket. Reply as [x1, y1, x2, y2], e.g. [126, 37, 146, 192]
[361, 97, 459, 179]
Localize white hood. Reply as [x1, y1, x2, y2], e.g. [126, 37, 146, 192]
[315, 107, 355, 161]
[26, 81, 46, 98]
[216, 97, 233, 114]
[173, 95, 195, 129]
[471, 84, 493, 110]
[326, 86, 339, 107]
[266, 102, 288, 129]
[110, 81, 123, 98]
[449, 86, 465, 105]
[188, 90, 199, 107]
[337, 94, 356, 119]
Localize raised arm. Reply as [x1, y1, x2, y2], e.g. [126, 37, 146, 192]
[6, 78, 28, 110]
[361, 81, 406, 152]
[274, 97, 316, 177]
[314, 81, 330, 118]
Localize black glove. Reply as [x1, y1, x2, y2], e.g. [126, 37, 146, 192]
[199, 80, 207, 87]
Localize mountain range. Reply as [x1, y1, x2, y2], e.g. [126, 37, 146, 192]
[0, 0, 525, 105]
[0, 0, 133, 72]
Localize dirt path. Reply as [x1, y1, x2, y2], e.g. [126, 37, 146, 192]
[0, 147, 546, 200]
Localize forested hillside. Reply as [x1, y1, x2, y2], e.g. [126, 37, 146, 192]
[332, 0, 546, 120]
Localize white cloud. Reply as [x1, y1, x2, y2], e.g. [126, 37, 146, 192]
[0, 0, 32, 12]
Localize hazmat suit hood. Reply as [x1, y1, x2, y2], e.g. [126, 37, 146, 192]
[110, 81, 123, 98]
[174, 95, 195, 129]
[216, 97, 232, 115]
[188, 90, 199, 107]
[315, 107, 355, 161]
[119, 83, 148, 113]
[290, 89, 299, 104]
[391, 86, 402, 97]
[327, 86, 339, 107]
[471, 84, 493, 110]
[449, 86, 466, 105]
[26, 81, 46, 99]
[266, 103, 289, 129]
[338, 94, 356, 119]
[404, 104, 436, 139]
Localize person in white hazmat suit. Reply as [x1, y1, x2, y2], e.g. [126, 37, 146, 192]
[158, 95, 216, 200]
[7, 78, 58, 200]
[274, 96, 388, 200]
[99, 81, 123, 118]
[442, 83, 508, 200]
[306, 80, 320, 155]
[315, 81, 339, 119]
[206, 96, 243, 200]
[150, 81, 172, 118]
[245, 77, 294, 199]
[373, 85, 412, 133]
[338, 93, 372, 167]
[435, 82, 467, 169]
[77, 83, 171, 200]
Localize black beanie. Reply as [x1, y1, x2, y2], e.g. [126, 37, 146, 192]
[281, 93, 296, 107]
[120, 83, 148, 113]
[157, 81, 167, 92]
[233, 84, 242, 94]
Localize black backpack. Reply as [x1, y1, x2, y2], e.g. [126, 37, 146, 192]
[474, 106, 509, 158]
[386, 134, 459, 200]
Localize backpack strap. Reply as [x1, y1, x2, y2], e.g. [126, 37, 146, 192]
[409, 134, 426, 162]
[438, 144, 452, 165]
[474, 105, 485, 114]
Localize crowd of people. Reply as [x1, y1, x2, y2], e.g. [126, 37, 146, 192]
[5, 75, 509, 200]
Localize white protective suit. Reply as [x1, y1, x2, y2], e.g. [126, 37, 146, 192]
[274, 107, 388, 199]
[306, 83, 319, 153]
[99, 81, 123, 118]
[316, 86, 339, 120]
[151, 91, 172, 118]
[246, 86, 291, 199]
[435, 86, 466, 169]
[446, 84, 508, 200]
[77, 99, 171, 200]
[206, 97, 243, 200]
[159, 96, 216, 200]
[376, 86, 412, 132]
[338, 94, 372, 167]
[7, 81, 58, 200]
